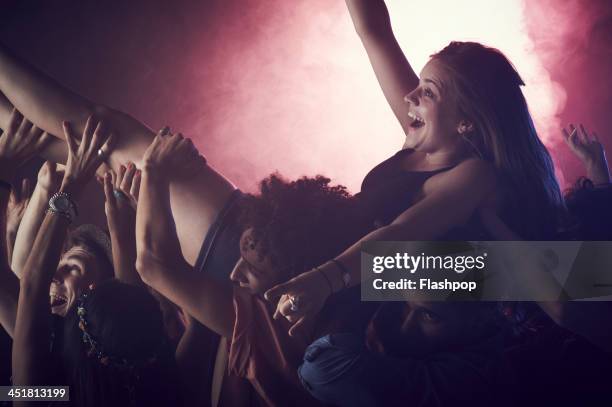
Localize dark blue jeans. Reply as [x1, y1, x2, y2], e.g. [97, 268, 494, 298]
[298, 334, 405, 407]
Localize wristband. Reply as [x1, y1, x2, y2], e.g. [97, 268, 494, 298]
[46, 207, 73, 223]
[48, 192, 78, 222]
[316, 267, 334, 295]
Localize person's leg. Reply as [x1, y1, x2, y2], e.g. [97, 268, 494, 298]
[0, 45, 234, 264]
[0, 91, 66, 164]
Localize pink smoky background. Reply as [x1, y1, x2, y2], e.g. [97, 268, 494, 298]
[1, 0, 610, 192]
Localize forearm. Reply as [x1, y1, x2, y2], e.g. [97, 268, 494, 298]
[5, 229, 16, 265]
[0, 188, 19, 337]
[108, 220, 141, 286]
[11, 184, 52, 277]
[322, 223, 416, 291]
[345, 0, 393, 37]
[585, 159, 611, 185]
[136, 169, 234, 336]
[345, 0, 418, 134]
[136, 169, 182, 261]
[13, 211, 70, 386]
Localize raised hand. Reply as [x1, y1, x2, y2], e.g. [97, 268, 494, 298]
[100, 162, 140, 211]
[61, 115, 114, 193]
[37, 161, 64, 195]
[102, 165, 141, 286]
[142, 127, 205, 178]
[265, 268, 332, 337]
[6, 178, 32, 235]
[562, 123, 610, 184]
[0, 108, 51, 182]
[101, 162, 140, 234]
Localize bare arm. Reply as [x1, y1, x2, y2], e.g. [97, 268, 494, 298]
[5, 178, 31, 263]
[345, 0, 419, 134]
[12, 205, 71, 387]
[0, 186, 20, 338]
[11, 162, 62, 277]
[482, 209, 612, 353]
[0, 109, 51, 339]
[12, 116, 112, 390]
[136, 143, 234, 337]
[0, 44, 236, 266]
[562, 124, 610, 185]
[102, 165, 142, 286]
[267, 159, 496, 335]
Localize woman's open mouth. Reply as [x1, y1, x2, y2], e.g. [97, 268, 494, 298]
[408, 111, 425, 129]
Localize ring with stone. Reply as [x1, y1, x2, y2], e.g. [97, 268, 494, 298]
[97, 148, 105, 157]
[113, 189, 127, 200]
[289, 296, 300, 313]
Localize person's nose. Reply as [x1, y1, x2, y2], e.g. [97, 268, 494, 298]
[404, 87, 420, 106]
[400, 308, 418, 334]
[229, 258, 246, 282]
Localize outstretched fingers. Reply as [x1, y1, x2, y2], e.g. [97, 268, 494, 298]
[103, 171, 116, 207]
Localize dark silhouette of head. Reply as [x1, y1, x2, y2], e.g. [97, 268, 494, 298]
[561, 178, 612, 240]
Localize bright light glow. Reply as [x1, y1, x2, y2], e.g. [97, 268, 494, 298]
[189, 0, 568, 191]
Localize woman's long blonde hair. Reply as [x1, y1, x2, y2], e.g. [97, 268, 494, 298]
[432, 42, 564, 239]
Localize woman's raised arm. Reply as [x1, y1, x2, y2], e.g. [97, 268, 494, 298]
[266, 159, 496, 336]
[345, 0, 419, 135]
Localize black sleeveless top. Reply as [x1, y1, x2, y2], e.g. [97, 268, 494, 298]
[355, 149, 491, 240]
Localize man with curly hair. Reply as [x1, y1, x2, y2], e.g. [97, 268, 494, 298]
[135, 130, 371, 407]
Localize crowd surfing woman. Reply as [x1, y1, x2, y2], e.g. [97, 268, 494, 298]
[0, 113, 181, 406]
[0, 0, 565, 402]
[0, 0, 561, 319]
[265, 0, 563, 334]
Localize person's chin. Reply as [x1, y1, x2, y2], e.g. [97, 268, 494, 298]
[405, 130, 427, 150]
[51, 303, 69, 317]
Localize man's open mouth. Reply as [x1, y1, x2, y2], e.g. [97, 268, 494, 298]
[50, 293, 68, 308]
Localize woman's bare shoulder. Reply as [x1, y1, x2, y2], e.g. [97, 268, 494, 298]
[425, 158, 497, 195]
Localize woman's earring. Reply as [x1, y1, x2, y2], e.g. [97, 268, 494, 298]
[458, 122, 473, 134]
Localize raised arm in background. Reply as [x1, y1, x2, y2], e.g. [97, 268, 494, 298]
[345, 0, 419, 136]
[12, 117, 111, 393]
[0, 109, 51, 338]
[562, 123, 610, 185]
[5, 178, 31, 263]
